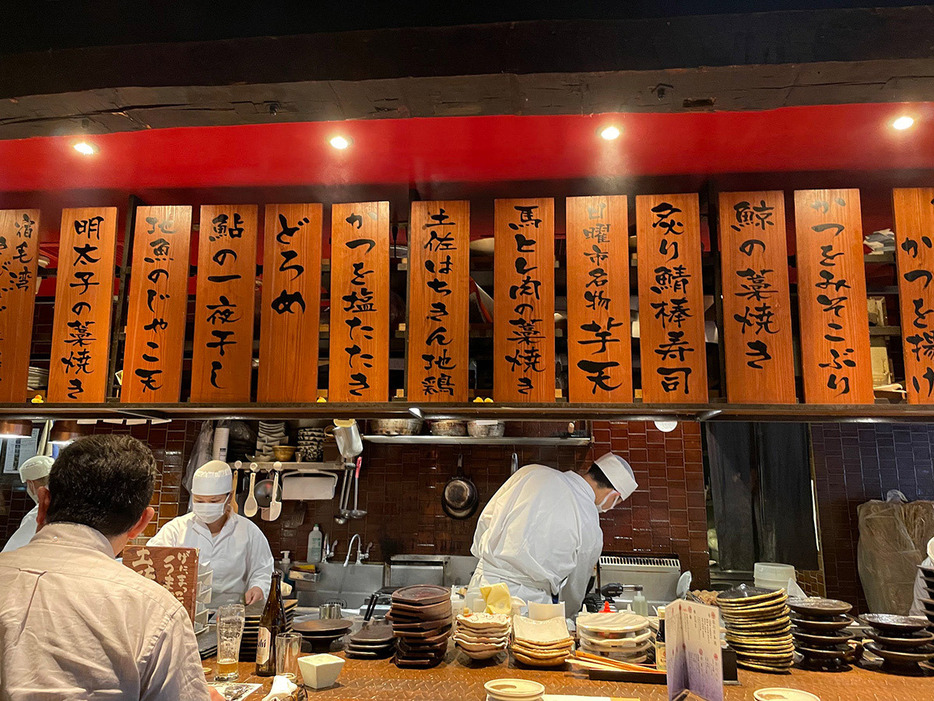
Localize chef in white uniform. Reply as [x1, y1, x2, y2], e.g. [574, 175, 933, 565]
[2, 455, 55, 553]
[148, 460, 274, 606]
[909, 535, 934, 616]
[470, 452, 638, 617]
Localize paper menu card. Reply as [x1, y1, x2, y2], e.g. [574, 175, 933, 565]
[666, 600, 724, 701]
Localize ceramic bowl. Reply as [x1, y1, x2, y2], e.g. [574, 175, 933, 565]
[298, 653, 345, 689]
[272, 445, 296, 461]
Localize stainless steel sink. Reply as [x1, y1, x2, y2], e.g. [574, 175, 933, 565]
[290, 561, 385, 609]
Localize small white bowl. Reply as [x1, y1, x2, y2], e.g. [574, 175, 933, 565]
[298, 653, 345, 690]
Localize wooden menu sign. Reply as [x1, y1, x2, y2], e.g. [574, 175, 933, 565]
[636, 194, 707, 403]
[329, 202, 390, 402]
[48, 207, 118, 403]
[258, 204, 323, 402]
[718, 192, 796, 404]
[566, 195, 632, 402]
[124, 545, 199, 621]
[122, 206, 192, 403]
[407, 201, 469, 402]
[794, 189, 873, 403]
[893, 188, 934, 404]
[190, 205, 258, 402]
[0, 210, 40, 402]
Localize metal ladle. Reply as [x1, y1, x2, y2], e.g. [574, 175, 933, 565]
[350, 456, 366, 519]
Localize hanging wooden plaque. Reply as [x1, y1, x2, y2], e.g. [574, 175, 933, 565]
[719, 191, 796, 404]
[493, 198, 555, 402]
[636, 194, 708, 403]
[566, 195, 632, 402]
[122, 206, 192, 403]
[329, 202, 390, 402]
[0, 209, 40, 402]
[258, 204, 323, 402]
[893, 188, 934, 404]
[407, 201, 470, 402]
[48, 207, 118, 403]
[794, 189, 873, 404]
[190, 205, 258, 402]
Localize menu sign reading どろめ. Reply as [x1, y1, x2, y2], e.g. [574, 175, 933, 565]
[407, 201, 469, 402]
[566, 195, 632, 402]
[493, 199, 555, 402]
[48, 207, 118, 403]
[122, 206, 192, 403]
[0, 209, 40, 402]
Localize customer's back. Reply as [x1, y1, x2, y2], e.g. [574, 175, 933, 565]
[0, 435, 210, 701]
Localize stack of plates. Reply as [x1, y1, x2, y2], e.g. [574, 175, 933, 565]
[346, 622, 396, 659]
[576, 612, 652, 663]
[510, 616, 574, 668]
[297, 427, 327, 462]
[293, 618, 353, 653]
[256, 421, 287, 459]
[917, 564, 934, 630]
[788, 597, 856, 670]
[389, 585, 453, 668]
[454, 612, 510, 661]
[484, 678, 545, 701]
[240, 599, 297, 660]
[717, 585, 793, 673]
[860, 613, 934, 673]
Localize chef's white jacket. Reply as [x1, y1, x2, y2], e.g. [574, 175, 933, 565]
[1, 504, 38, 553]
[910, 555, 932, 616]
[149, 512, 274, 606]
[470, 464, 603, 617]
[0, 522, 211, 700]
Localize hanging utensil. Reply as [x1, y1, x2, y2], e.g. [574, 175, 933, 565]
[350, 456, 366, 519]
[331, 420, 363, 461]
[268, 461, 283, 521]
[510, 452, 518, 476]
[230, 460, 242, 514]
[442, 454, 479, 519]
[243, 462, 259, 518]
[334, 462, 352, 525]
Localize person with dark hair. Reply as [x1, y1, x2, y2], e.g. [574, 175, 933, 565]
[470, 452, 638, 617]
[0, 434, 223, 701]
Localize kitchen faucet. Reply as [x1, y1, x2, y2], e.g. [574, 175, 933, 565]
[344, 534, 373, 566]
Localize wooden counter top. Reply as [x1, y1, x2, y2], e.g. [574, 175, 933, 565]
[207, 647, 934, 700]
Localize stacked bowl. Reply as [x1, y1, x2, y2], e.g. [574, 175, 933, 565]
[345, 622, 396, 659]
[510, 616, 574, 668]
[717, 585, 793, 673]
[454, 612, 510, 661]
[860, 613, 934, 673]
[388, 585, 453, 668]
[296, 427, 327, 462]
[576, 611, 653, 663]
[788, 597, 856, 670]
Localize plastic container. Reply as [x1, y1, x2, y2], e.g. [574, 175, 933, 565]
[307, 525, 323, 564]
[632, 586, 649, 617]
[754, 562, 796, 590]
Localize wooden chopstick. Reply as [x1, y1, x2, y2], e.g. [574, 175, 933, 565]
[574, 650, 666, 674]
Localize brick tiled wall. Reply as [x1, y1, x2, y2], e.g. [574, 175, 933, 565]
[811, 423, 934, 612]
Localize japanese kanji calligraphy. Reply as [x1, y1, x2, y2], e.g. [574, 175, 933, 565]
[48, 207, 118, 402]
[258, 204, 323, 402]
[637, 194, 708, 403]
[408, 201, 469, 402]
[0, 210, 40, 402]
[494, 198, 555, 402]
[329, 202, 389, 402]
[893, 188, 934, 404]
[123, 545, 199, 621]
[122, 206, 192, 402]
[566, 196, 632, 402]
[719, 192, 796, 403]
[794, 189, 873, 403]
[190, 205, 257, 402]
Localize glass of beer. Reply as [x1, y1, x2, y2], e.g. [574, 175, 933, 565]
[275, 632, 303, 683]
[215, 604, 245, 681]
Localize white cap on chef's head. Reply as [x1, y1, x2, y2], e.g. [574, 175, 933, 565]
[19, 455, 54, 483]
[192, 460, 233, 496]
[594, 452, 638, 501]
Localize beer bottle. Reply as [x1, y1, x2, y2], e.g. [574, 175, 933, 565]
[255, 571, 285, 676]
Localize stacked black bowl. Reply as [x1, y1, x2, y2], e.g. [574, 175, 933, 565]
[860, 614, 934, 674]
[788, 597, 856, 671]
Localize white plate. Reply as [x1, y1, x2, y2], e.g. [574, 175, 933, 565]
[577, 611, 649, 635]
[484, 678, 545, 701]
[753, 689, 820, 701]
[579, 628, 652, 649]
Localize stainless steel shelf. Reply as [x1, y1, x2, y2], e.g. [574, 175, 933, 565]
[362, 435, 592, 446]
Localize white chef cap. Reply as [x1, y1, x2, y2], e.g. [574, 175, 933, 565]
[594, 452, 638, 501]
[192, 460, 233, 496]
[19, 455, 54, 483]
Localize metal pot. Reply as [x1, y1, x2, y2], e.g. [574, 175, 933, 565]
[441, 454, 479, 520]
[369, 418, 423, 436]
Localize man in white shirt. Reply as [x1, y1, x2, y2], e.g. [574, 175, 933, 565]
[149, 460, 274, 606]
[1, 454, 54, 553]
[470, 452, 638, 617]
[0, 434, 222, 701]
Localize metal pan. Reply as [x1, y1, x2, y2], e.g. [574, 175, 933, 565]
[441, 454, 478, 520]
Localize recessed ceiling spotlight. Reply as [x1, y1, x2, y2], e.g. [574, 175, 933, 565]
[892, 116, 915, 131]
[73, 141, 99, 155]
[329, 135, 352, 150]
[599, 126, 621, 141]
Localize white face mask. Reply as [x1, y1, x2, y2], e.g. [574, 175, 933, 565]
[192, 501, 227, 525]
[597, 491, 621, 514]
[26, 486, 38, 505]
